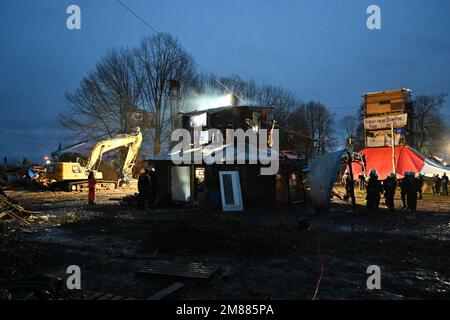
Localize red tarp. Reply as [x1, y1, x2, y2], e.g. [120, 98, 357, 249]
[351, 146, 426, 179]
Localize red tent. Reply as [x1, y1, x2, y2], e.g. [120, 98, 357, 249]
[350, 146, 450, 179]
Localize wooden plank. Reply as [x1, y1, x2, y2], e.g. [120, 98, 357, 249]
[84, 292, 105, 300]
[97, 293, 115, 300]
[140, 268, 216, 279]
[139, 261, 219, 280]
[148, 282, 184, 300]
[145, 264, 217, 272]
[5, 210, 31, 226]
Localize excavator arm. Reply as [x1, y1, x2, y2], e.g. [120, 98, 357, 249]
[85, 128, 143, 176]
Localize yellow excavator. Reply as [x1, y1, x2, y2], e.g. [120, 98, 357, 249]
[46, 128, 143, 191]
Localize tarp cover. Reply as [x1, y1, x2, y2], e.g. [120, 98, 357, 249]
[308, 150, 346, 212]
[351, 146, 450, 179]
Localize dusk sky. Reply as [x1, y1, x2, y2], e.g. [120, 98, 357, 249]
[1, 0, 449, 163]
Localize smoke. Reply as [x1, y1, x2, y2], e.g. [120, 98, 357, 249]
[182, 92, 234, 113]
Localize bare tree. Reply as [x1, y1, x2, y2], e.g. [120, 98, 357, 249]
[342, 115, 357, 140]
[59, 34, 196, 155]
[285, 101, 335, 157]
[59, 48, 143, 137]
[414, 93, 447, 152]
[134, 33, 196, 154]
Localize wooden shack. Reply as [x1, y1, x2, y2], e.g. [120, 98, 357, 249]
[363, 88, 415, 148]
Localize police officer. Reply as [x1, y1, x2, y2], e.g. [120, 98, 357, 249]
[399, 172, 409, 209]
[431, 174, 437, 195]
[383, 172, 397, 212]
[358, 173, 366, 190]
[406, 172, 419, 213]
[435, 174, 442, 195]
[442, 173, 449, 196]
[417, 173, 424, 200]
[343, 171, 353, 201]
[366, 169, 383, 211]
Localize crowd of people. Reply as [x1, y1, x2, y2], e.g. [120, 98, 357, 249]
[342, 170, 449, 213]
[431, 173, 449, 196]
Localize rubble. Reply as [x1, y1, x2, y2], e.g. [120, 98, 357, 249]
[0, 189, 45, 226]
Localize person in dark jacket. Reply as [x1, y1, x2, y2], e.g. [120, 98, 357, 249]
[431, 174, 437, 195]
[148, 167, 158, 205]
[383, 172, 397, 212]
[417, 173, 424, 200]
[366, 169, 383, 211]
[137, 169, 151, 208]
[442, 173, 449, 196]
[358, 173, 366, 190]
[399, 172, 409, 209]
[406, 172, 419, 213]
[343, 171, 353, 200]
[435, 174, 442, 195]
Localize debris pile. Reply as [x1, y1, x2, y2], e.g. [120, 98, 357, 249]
[0, 189, 44, 226]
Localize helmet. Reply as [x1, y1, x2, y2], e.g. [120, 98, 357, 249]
[369, 169, 377, 176]
[389, 172, 396, 178]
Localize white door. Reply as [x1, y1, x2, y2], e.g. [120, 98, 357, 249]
[219, 171, 243, 211]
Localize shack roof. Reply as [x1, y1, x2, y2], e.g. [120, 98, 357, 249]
[363, 88, 411, 97]
[179, 105, 274, 117]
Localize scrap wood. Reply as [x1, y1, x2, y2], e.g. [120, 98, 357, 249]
[148, 282, 184, 300]
[83, 291, 135, 300]
[139, 260, 219, 279]
[0, 190, 44, 226]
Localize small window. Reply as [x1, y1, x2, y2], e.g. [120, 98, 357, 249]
[72, 166, 80, 173]
[47, 166, 54, 173]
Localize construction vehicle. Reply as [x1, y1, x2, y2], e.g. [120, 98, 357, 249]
[46, 128, 143, 191]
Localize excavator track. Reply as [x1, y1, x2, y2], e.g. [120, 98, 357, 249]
[66, 180, 117, 192]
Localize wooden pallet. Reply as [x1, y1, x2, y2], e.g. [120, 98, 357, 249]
[139, 260, 218, 279]
[0, 190, 43, 226]
[83, 282, 185, 301]
[83, 292, 135, 300]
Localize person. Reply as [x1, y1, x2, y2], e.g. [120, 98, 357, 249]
[343, 171, 353, 200]
[358, 173, 366, 190]
[137, 168, 151, 208]
[442, 173, 449, 196]
[406, 172, 419, 213]
[366, 169, 383, 211]
[417, 173, 424, 200]
[435, 174, 442, 196]
[431, 174, 437, 195]
[383, 172, 397, 212]
[399, 172, 409, 209]
[88, 171, 97, 205]
[149, 167, 158, 206]
[2, 156, 7, 168]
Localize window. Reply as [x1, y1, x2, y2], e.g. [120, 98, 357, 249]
[47, 166, 54, 173]
[72, 166, 80, 173]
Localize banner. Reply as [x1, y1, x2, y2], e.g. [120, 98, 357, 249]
[364, 113, 407, 130]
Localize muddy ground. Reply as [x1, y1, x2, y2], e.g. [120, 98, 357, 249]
[1, 185, 450, 300]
